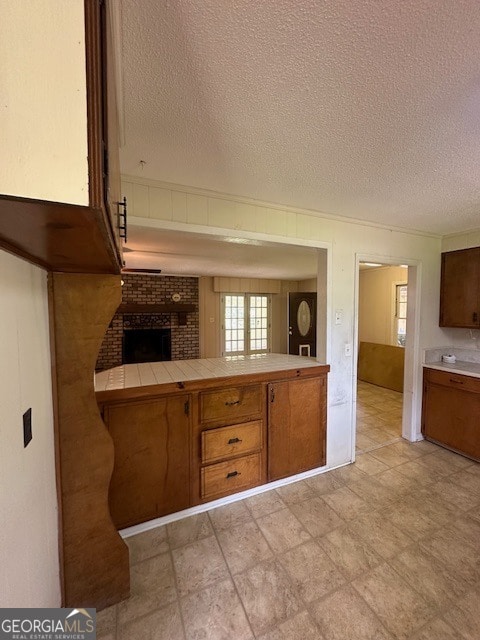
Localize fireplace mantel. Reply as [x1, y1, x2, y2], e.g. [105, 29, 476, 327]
[97, 275, 200, 371]
[118, 303, 196, 325]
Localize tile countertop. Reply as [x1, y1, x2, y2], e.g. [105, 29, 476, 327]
[95, 353, 326, 392]
[422, 361, 480, 379]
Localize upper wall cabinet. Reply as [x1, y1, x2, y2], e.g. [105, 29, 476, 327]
[0, 0, 124, 273]
[439, 247, 480, 328]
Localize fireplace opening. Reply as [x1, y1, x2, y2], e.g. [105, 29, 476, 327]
[123, 328, 171, 364]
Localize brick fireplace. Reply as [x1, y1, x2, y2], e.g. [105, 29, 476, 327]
[96, 274, 199, 371]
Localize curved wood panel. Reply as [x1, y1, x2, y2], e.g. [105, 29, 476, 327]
[49, 273, 129, 608]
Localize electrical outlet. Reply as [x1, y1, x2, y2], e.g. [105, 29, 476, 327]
[23, 408, 32, 448]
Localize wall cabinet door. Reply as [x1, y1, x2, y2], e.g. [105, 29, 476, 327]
[268, 377, 326, 481]
[440, 247, 480, 328]
[422, 370, 480, 460]
[106, 395, 190, 529]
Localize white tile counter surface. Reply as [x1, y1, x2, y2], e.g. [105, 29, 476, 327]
[423, 347, 480, 379]
[95, 353, 324, 392]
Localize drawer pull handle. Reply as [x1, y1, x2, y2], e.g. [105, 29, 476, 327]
[228, 437, 242, 445]
[449, 378, 464, 384]
[226, 470, 240, 479]
[225, 400, 240, 406]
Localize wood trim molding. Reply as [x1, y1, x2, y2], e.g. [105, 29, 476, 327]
[49, 273, 129, 608]
[84, 0, 124, 270]
[84, 0, 103, 210]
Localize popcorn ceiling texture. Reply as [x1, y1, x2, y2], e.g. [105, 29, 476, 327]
[96, 274, 199, 371]
[119, 0, 480, 235]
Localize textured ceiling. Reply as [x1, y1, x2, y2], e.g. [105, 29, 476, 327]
[124, 227, 320, 279]
[119, 0, 480, 235]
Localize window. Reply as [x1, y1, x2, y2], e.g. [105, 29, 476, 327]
[222, 294, 271, 355]
[395, 284, 407, 347]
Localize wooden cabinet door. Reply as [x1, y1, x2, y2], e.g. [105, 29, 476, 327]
[268, 377, 326, 481]
[440, 248, 480, 328]
[422, 375, 480, 460]
[106, 395, 190, 528]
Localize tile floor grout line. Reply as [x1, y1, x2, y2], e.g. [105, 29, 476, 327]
[166, 524, 189, 640]
[205, 508, 257, 640]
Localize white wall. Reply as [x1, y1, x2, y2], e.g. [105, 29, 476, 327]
[359, 266, 408, 345]
[0, 0, 88, 205]
[442, 230, 480, 252]
[123, 176, 445, 465]
[0, 251, 60, 607]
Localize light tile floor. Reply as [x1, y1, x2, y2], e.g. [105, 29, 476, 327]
[98, 382, 480, 640]
[356, 381, 403, 453]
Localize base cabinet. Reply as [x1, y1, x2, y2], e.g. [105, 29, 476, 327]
[104, 395, 191, 529]
[99, 366, 329, 529]
[194, 383, 267, 504]
[422, 368, 480, 461]
[268, 377, 326, 481]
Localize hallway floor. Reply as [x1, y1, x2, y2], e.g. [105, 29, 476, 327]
[356, 380, 403, 453]
[97, 384, 480, 640]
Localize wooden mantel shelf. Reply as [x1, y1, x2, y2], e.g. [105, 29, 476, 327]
[118, 303, 196, 314]
[118, 303, 197, 326]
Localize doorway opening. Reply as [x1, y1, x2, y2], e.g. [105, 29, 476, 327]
[355, 261, 414, 455]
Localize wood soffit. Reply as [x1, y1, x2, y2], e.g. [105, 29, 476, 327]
[0, 195, 121, 274]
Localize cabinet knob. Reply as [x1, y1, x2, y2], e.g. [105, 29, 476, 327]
[228, 437, 242, 445]
[226, 470, 240, 479]
[225, 400, 240, 406]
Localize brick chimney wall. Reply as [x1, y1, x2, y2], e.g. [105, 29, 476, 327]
[96, 274, 199, 371]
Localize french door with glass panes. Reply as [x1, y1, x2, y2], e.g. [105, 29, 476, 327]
[222, 294, 271, 355]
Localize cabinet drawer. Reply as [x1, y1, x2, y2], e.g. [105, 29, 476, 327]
[201, 453, 262, 501]
[201, 420, 262, 464]
[200, 385, 262, 424]
[425, 368, 480, 394]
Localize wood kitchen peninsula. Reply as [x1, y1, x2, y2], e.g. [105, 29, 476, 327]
[96, 354, 329, 530]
